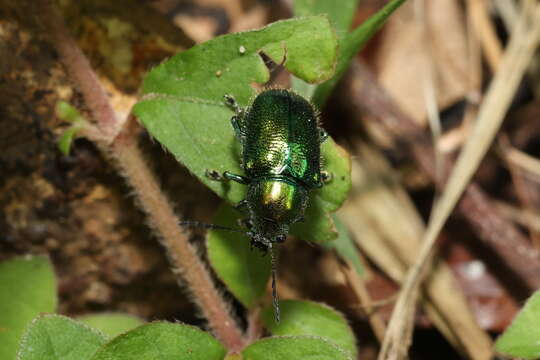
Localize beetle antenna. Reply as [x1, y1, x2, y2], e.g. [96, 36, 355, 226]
[269, 243, 280, 323]
[179, 220, 247, 234]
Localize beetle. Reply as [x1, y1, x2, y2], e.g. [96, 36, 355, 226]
[201, 88, 331, 322]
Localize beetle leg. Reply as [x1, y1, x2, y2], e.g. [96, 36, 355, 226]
[224, 171, 251, 184]
[231, 115, 246, 142]
[319, 128, 329, 143]
[205, 169, 225, 181]
[206, 170, 250, 184]
[321, 171, 333, 184]
[235, 199, 249, 213]
[321, 171, 333, 182]
[237, 217, 253, 229]
[224, 94, 242, 114]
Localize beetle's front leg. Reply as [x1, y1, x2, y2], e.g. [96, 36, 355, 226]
[224, 171, 250, 184]
[224, 94, 242, 115]
[225, 94, 247, 141]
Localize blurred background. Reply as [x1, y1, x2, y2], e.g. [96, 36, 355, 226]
[1, 0, 540, 358]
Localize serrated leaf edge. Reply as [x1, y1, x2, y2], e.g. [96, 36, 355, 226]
[16, 314, 107, 360]
[245, 335, 353, 360]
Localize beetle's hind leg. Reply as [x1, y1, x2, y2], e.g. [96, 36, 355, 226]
[224, 171, 250, 184]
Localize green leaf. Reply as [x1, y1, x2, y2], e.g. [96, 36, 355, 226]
[134, 17, 350, 244]
[294, 0, 407, 107]
[207, 204, 271, 308]
[292, 140, 351, 243]
[495, 291, 540, 359]
[18, 314, 106, 360]
[293, 0, 357, 38]
[242, 335, 352, 360]
[78, 313, 144, 338]
[56, 101, 85, 123]
[58, 127, 80, 155]
[90, 322, 226, 360]
[0, 256, 57, 360]
[291, 201, 337, 243]
[292, 0, 358, 99]
[56, 101, 86, 155]
[261, 300, 357, 358]
[323, 214, 364, 276]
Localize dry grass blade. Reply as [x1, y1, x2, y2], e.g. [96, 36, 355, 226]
[338, 258, 387, 343]
[340, 143, 492, 359]
[496, 201, 540, 233]
[415, 0, 443, 188]
[499, 137, 540, 246]
[503, 146, 540, 179]
[468, 0, 504, 71]
[378, 4, 540, 360]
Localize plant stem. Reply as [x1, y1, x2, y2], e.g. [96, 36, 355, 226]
[37, 0, 245, 350]
[112, 128, 245, 350]
[39, 0, 119, 143]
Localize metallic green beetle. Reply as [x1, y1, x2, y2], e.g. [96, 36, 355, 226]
[206, 88, 330, 322]
[208, 88, 329, 252]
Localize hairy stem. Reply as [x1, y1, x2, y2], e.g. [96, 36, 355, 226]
[37, 0, 245, 350]
[39, 0, 119, 143]
[112, 129, 245, 350]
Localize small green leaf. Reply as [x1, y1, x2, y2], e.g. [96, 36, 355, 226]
[261, 300, 357, 357]
[291, 202, 337, 243]
[242, 335, 352, 360]
[90, 322, 226, 360]
[207, 204, 271, 308]
[18, 314, 106, 360]
[0, 256, 57, 360]
[56, 101, 85, 123]
[58, 127, 80, 155]
[323, 214, 364, 275]
[495, 291, 540, 359]
[56, 101, 86, 155]
[78, 313, 144, 338]
[297, 0, 407, 107]
[292, 140, 351, 243]
[293, 0, 357, 39]
[134, 16, 349, 244]
[316, 140, 352, 213]
[292, 0, 358, 99]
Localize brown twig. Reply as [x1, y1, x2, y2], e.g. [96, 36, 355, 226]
[37, 0, 245, 351]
